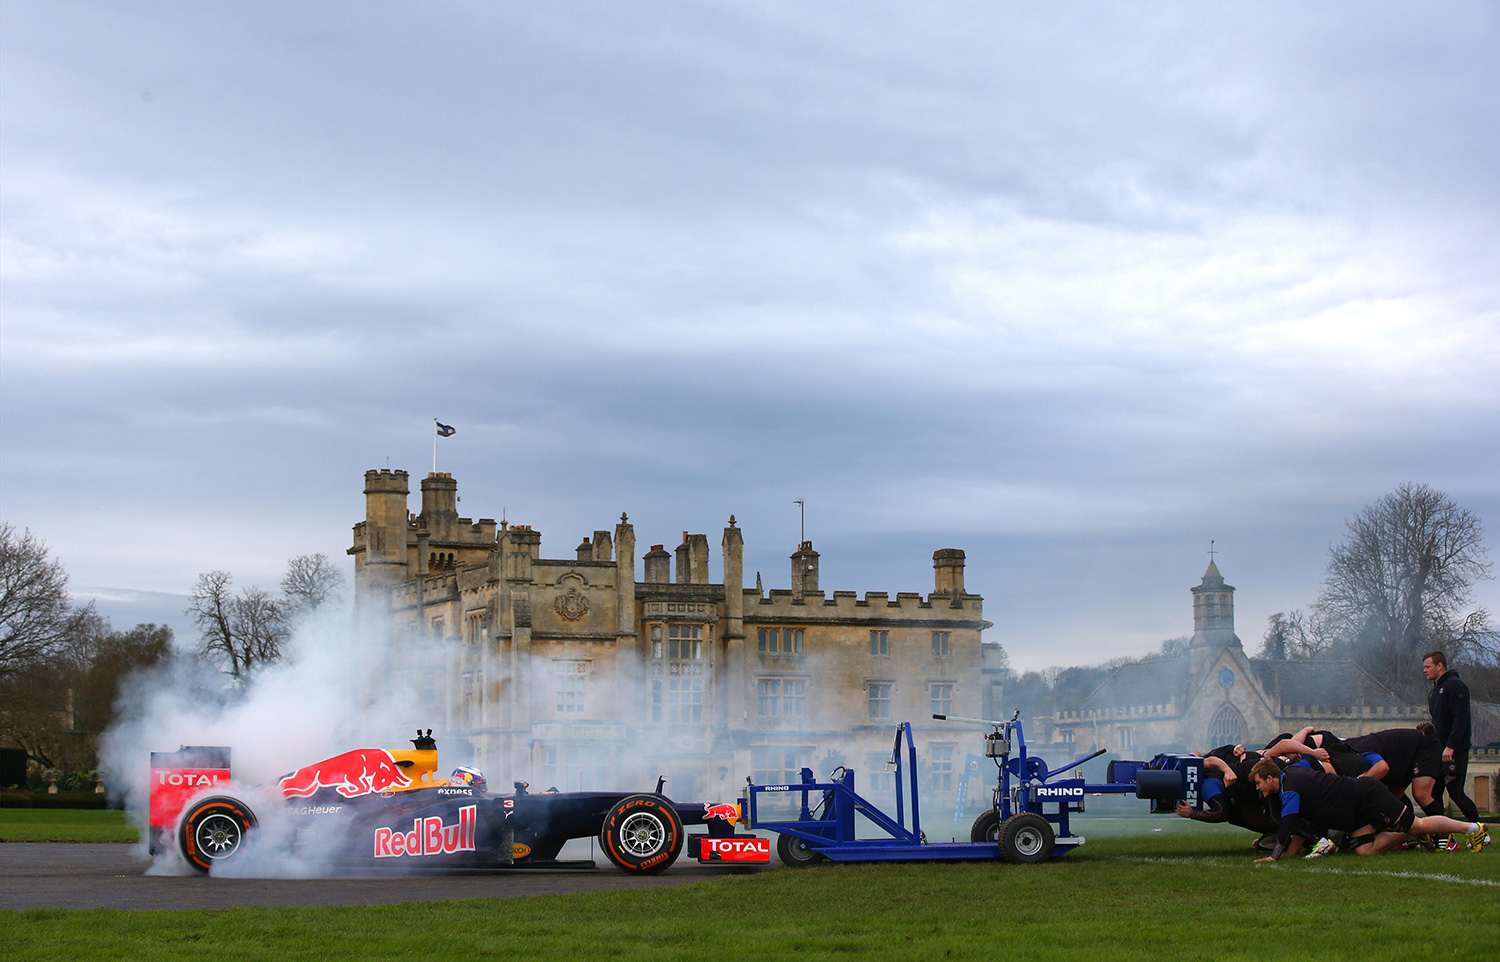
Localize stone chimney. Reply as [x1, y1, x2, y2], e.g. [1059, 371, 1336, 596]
[644, 545, 671, 584]
[675, 534, 691, 584]
[674, 532, 710, 584]
[688, 534, 709, 583]
[576, 537, 593, 561]
[933, 548, 965, 596]
[791, 541, 819, 602]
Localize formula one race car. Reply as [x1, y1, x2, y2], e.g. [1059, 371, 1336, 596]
[149, 731, 769, 875]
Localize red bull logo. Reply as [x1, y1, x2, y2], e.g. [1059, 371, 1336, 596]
[278, 748, 413, 798]
[374, 805, 477, 858]
[703, 802, 740, 825]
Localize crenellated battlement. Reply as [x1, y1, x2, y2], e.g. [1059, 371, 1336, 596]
[747, 585, 984, 623]
[363, 468, 410, 493]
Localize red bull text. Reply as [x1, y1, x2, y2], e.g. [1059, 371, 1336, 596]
[374, 805, 477, 858]
[279, 748, 413, 798]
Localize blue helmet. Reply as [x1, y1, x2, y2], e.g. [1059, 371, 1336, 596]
[450, 766, 486, 791]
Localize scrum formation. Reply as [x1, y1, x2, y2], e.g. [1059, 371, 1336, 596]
[1176, 650, 1491, 862]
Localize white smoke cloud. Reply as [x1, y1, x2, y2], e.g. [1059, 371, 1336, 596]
[99, 605, 424, 875]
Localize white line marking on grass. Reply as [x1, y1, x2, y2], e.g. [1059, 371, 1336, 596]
[1307, 869, 1500, 888]
[1103, 856, 1246, 867]
[1102, 855, 1499, 886]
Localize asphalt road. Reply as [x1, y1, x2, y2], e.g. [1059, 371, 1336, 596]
[0, 843, 768, 911]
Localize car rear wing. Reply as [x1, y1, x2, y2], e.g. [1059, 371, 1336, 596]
[149, 746, 231, 855]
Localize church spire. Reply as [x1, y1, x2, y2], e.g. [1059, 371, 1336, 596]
[1190, 557, 1239, 649]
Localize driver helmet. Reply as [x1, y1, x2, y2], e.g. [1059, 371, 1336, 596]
[449, 766, 486, 791]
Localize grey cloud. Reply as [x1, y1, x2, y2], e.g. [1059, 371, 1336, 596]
[3, 2, 1497, 670]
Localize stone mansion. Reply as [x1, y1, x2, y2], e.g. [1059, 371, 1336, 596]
[350, 469, 995, 803]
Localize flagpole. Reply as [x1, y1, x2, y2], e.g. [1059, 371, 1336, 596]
[433, 418, 438, 474]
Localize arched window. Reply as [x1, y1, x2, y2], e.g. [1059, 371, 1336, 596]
[1207, 704, 1245, 748]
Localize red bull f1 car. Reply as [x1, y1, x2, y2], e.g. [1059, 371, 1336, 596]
[149, 731, 770, 875]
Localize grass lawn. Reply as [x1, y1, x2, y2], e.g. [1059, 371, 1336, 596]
[0, 809, 136, 843]
[4, 819, 1498, 961]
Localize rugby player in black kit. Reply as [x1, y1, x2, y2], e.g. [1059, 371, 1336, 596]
[1343, 726, 1443, 814]
[1249, 757, 1488, 862]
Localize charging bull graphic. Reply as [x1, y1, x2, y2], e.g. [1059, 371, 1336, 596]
[704, 802, 740, 825]
[278, 748, 413, 798]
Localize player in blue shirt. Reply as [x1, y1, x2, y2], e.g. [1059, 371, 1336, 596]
[1249, 757, 1488, 861]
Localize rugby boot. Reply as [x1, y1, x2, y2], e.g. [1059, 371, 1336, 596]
[1303, 837, 1336, 859]
[1466, 824, 1491, 853]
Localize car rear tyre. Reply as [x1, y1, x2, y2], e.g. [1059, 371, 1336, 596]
[969, 810, 1001, 844]
[600, 795, 684, 874]
[178, 795, 257, 874]
[998, 813, 1054, 864]
[776, 832, 825, 867]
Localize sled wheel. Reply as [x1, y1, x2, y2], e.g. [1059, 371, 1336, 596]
[600, 794, 684, 874]
[178, 795, 257, 874]
[999, 812, 1054, 864]
[970, 810, 1001, 844]
[776, 832, 826, 868]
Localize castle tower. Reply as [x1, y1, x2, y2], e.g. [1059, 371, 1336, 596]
[354, 469, 410, 593]
[419, 472, 459, 541]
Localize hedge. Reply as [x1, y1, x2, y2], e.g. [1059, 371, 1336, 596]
[0, 790, 109, 809]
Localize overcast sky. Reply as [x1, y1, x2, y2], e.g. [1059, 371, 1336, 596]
[3, 2, 1497, 671]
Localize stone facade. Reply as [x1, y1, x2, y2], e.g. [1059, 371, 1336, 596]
[349, 470, 992, 805]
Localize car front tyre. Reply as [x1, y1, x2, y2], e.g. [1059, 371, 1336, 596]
[599, 795, 684, 874]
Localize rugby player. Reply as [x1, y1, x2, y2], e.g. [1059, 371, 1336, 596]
[1177, 745, 1277, 839]
[1263, 728, 1371, 777]
[1249, 757, 1489, 862]
[1343, 726, 1443, 815]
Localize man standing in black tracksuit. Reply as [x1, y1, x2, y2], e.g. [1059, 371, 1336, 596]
[1423, 650, 1482, 830]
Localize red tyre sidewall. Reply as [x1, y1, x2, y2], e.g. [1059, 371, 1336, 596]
[177, 796, 256, 874]
[600, 795, 683, 874]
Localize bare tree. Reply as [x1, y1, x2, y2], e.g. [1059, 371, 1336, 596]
[280, 553, 346, 616]
[187, 571, 287, 679]
[0, 524, 96, 680]
[0, 614, 168, 771]
[1258, 613, 1291, 660]
[1158, 636, 1190, 658]
[1257, 610, 1334, 660]
[1312, 482, 1493, 691]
